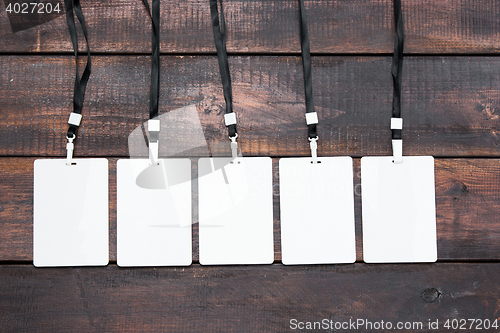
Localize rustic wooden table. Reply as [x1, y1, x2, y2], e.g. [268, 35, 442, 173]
[1, 1, 499, 332]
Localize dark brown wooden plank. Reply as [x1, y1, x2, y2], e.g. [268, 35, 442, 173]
[1, 0, 500, 54]
[435, 159, 500, 261]
[0, 263, 499, 332]
[0, 159, 33, 261]
[1, 56, 500, 157]
[1, 157, 499, 262]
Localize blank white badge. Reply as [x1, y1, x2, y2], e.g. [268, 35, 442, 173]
[361, 156, 437, 263]
[198, 157, 274, 265]
[33, 159, 109, 267]
[117, 159, 192, 267]
[280, 157, 356, 265]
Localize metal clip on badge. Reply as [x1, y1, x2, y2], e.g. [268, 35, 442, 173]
[148, 119, 160, 165]
[308, 137, 318, 164]
[306, 112, 319, 164]
[391, 117, 403, 164]
[224, 113, 239, 163]
[66, 136, 75, 166]
[66, 112, 82, 166]
[230, 134, 239, 163]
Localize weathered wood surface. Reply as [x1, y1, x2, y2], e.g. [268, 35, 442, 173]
[1, 0, 500, 54]
[1, 157, 499, 262]
[1, 55, 500, 157]
[1, 1, 499, 330]
[0, 263, 499, 332]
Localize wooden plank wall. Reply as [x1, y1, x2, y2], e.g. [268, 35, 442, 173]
[1, 0, 500, 331]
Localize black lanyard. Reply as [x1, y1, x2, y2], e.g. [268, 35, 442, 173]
[298, 0, 317, 140]
[210, 0, 237, 139]
[141, 0, 160, 120]
[392, 0, 404, 140]
[139, 0, 161, 165]
[64, 0, 91, 139]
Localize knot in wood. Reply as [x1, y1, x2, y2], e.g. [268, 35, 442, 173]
[421, 288, 441, 303]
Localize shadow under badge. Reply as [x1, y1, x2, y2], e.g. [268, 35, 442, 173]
[136, 163, 166, 189]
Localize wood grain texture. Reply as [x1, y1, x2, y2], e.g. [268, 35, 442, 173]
[0, 263, 499, 332]
[1, 55, 500, 157]
[1, 157, 499, 262]
[1, 0, 500, 54]
[1, 0, 499, 328]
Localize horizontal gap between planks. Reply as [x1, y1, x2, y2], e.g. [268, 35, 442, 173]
[2, 51, 500, 58]
[2, 156, 499, 160]
[3, 260, 500, 266]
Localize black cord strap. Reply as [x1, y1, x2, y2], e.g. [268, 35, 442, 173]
[141, 0, 160, 120]
[210, 0, 237, 138]
[298, 0, 317, 140]
[391, 0, 404, 140]
[64, 0, 91, 139]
